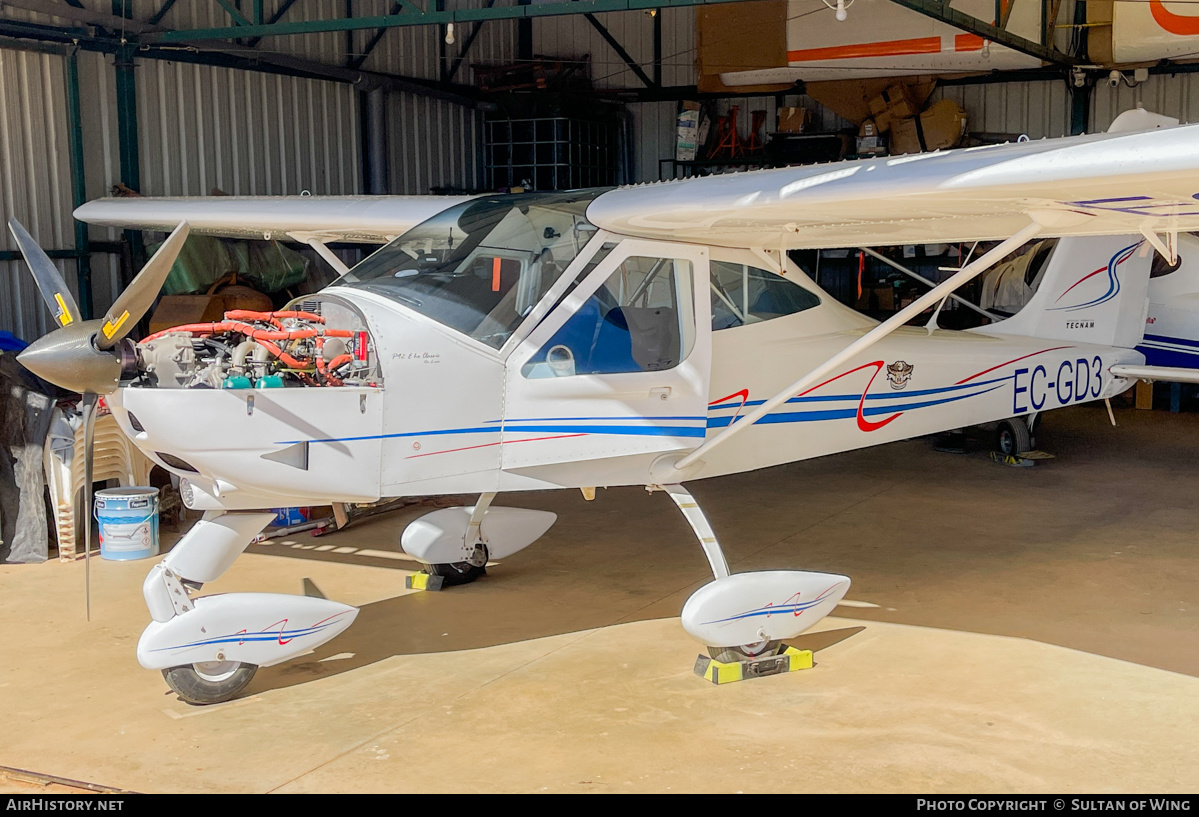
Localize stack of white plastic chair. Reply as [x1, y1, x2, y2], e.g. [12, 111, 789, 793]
[43, 408, 154, 561]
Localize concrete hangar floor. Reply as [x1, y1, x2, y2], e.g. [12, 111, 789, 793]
[1, 403, 1197, 794]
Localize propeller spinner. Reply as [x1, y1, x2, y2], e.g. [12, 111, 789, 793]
[12, 219, 190, 394]
[8, 218, 189, 619]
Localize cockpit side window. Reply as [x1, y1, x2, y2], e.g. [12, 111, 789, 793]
[522, 256, 695, 378]
[710, 261, 820, 330]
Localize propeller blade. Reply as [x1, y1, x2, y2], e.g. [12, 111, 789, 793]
[7, 218, 82, 329]
[96, 221, 189, 350]
[80, 392, 97, 621]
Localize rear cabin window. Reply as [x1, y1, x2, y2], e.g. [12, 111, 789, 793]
[710, 262, 820, 330]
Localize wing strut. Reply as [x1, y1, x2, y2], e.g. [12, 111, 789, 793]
[666, 221, 1044, 477]
[288, 232, 351, 276]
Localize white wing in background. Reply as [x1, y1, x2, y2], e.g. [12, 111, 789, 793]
[73, 194, 478, 243]
[587, 123, 1199, 250]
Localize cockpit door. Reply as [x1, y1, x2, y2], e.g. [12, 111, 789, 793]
[500, 239, 711, 483]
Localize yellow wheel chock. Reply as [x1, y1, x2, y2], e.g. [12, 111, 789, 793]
[405, 571, 445, 591]
[693, 646, 813, 685]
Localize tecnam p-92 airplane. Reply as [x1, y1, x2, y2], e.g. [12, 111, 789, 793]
[11, 112, 1199, 703]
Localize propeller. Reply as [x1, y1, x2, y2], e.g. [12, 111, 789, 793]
[9, 218, 189, 619]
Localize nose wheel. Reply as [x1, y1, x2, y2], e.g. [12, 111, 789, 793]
[162, 660, 258, 705]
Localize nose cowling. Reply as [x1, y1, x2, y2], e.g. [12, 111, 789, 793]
[17, 319, 123, 395]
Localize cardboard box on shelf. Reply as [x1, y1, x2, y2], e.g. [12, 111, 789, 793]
[868, 84, 914, 116]
[889, 117, 921, 155]
[859, 119, 877, 137]
[886, 96, 916, 122]
[889, 100, 968, 155]
[777, 106, 810, 133]
[919, 100, 968, 149]
[868, 85, 898, 116]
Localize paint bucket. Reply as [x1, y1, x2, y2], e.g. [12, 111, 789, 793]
[270, 507, 310, 527]
[95, 487, 160, 561]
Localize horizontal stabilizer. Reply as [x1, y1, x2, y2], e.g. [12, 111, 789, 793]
[1109, 364, 1199, 385]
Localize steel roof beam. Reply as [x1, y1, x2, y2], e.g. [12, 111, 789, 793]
[148, 0, 181, 26]
[0, 18, 487, 107]
[885, 0, 1075, 65]
[0, 0, 157, 34]
[584, 12, 654, 87]
[246, 0, 303, 47]
[144, 0, 762, 43]
[348, 1, 406, 70]
[213, 0, 252, 28]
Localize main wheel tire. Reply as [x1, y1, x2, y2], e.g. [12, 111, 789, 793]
[707, 640, 784, 664]
[162, 660, 258, 705]
[427, 560, 486, 587]
[995, 418, 1032, 457]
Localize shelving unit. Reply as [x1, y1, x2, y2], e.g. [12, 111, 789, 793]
[485, 117, 620, 191]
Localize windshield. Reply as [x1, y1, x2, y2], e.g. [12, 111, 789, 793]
[335, 191, 602, 348]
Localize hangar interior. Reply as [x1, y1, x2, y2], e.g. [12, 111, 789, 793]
[0, 0, 1198, 795]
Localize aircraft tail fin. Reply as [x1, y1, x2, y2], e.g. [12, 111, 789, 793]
[982, 234, 1150, 349]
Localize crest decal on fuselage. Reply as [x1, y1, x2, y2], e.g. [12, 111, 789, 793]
[886, 360, 914, 390]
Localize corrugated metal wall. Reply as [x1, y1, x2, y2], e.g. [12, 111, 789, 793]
[357, 0, 516, 193]
[1093, 74, 1199, 130]
[934, 80, 1073, 140]
[534, 6, 696, 89]
[0, 48, 74, 342]
[135, 61, 360, 198]
[386, 93, 482, 194]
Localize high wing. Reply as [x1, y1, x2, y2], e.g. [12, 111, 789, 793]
[74, 124, 1199, 252]
[586, 123, 1199, 249]
[73, 194, 477, 243]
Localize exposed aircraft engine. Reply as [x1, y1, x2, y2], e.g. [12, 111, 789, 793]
[132, 296, 380, 390]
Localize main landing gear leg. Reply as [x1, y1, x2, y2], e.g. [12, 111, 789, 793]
[662, 484, 852, 682]
[402, 493, 558, 590]
[426, 491, 495, 587]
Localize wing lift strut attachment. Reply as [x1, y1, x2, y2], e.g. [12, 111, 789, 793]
[288, 232, 351, 276]
[654, 221, 1045, 681]
[1139, 226, 1178, 267]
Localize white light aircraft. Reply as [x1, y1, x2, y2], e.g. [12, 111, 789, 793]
[12, 119, 1199, 704]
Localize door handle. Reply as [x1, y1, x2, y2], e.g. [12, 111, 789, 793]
[650, 387, 672, 401]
